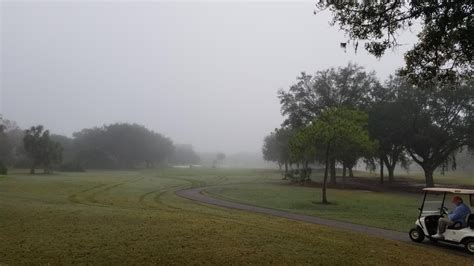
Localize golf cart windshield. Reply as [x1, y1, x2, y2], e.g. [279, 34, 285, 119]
[419, 188, 474, 218]
[420, 193, 445, 216]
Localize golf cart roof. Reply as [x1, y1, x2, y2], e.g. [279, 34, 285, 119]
[423, 187, 474, 194]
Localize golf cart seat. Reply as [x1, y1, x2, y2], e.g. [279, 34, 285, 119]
[468, 214, 474, 229]
[447, 214, 474, 229]
[448, 221, 463, 230]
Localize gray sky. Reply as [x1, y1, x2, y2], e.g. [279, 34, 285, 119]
[1, 1, 418, 153]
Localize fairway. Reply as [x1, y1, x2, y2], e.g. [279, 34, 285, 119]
[1, 168, 472, 264]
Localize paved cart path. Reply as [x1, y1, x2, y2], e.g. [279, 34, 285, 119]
[176, 186, 408, 242]
[176, 186, 470, 257]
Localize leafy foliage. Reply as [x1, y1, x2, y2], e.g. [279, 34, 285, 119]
[288, 127, 318, 183]
[278, 63, 380, 128]
[0, 119, 11, 169]
[73, 123, 174, 169]
[367, 76, 411, 182]
[395, 78, 474, 186]
[304, 107, 377, 203]
[23, 125, 63, 174]
[317, 1, 473, 84]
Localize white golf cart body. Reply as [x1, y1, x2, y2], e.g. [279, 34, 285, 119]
[415, 218, 474, 243]
[409, 188, 474, 254]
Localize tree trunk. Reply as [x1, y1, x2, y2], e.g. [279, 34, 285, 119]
[382, 156, 396, 183]
[387, 165, 395, 182]
[379, 157, 384, 184]
[330, 158, 336, 185]
[304, 161, 310, 182]
[30, 163, 36, 174]
[423, 167, 435, 187]
[342, 165, 347, 188]
[283, 162, 288, 179]
[349, 167, 354, 178]
[322, 144, 330, 204]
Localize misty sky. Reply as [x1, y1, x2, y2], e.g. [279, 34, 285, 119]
[1, 1, 418, 153]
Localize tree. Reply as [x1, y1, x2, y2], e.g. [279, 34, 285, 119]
[51, 134, 74, 164]
[279, 63, 380, 183]
[0, 119, 9, 175]
[309, 107, 376, 204]
[367, 76, 410, 183]
[3, 120, 28, 168]
[212, 152, 226, 168]
[262, 132, 281, 168]
[73, 123, 174, 169]
[279, 63, 380, 128]
[262, 128, 294, 174]
[288, 126, 320, 183]
[0, 120, 11, 163]
[23, 125, 63, 174]
[396, 79, 474, 187]
[317, 1, 473, 84]
[170, 144, 200, 165]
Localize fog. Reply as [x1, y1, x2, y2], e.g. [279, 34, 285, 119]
[1, 1, 418, 154]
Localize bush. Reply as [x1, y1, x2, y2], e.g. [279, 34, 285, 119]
[59, 162, 85, 172]
[0, 161, 7, 175]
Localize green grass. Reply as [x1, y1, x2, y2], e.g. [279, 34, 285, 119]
[1, 168, 472, 264]
[206, 183, 421, 232]
[205, 169, 472, 232]
[305, 167, 474, 186]
[404, 171, 474, 186]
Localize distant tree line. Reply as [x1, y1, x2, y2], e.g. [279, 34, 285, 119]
[0, 120, 200, 174]
[263, 63, 473, 202]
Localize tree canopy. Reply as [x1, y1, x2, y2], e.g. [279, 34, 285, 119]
[395, 78, 474, 186]
[278, 63, 380, 128]
[317, 1, 473, 84]
[73, 123, 174, 169]
[307, 107, 376, 203]
[24, 125, 63, 174]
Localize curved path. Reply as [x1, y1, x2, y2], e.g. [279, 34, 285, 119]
[177, 186, 407, 242]
[176, 186, 469, 257]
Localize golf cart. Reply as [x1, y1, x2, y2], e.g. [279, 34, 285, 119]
[409, 188, 474, 254]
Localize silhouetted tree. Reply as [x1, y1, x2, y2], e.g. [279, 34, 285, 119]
[316, 1, 472, 84]
[262, 129, 293, 173]
[396, 78, 474, 187]
[0, 119, 9, 174]
[279, 63, 380, 182]
[23, 125, 63, 174]
[170, 144, 200, 165]
[367, 76, 410, 183]
[73, 123, 174, 169]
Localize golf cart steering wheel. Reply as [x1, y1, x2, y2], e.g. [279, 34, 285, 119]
[440, 206, 449, 216]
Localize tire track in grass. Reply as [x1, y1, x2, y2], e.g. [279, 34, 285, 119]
[68, 175, 143, 208]
[85, 176, 143, 204]
[138, 184, 186, 210]
[68, 183, 109, 205]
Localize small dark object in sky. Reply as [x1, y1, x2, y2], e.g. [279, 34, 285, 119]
[340, 42, 347, 53]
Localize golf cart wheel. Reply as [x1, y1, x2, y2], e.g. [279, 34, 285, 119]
[409, 227, 425, 243]
[463, 238, 474, 255]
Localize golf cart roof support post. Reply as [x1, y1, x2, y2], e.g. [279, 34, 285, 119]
[440, 192, 447, 215]
[418, 190, 428, 229]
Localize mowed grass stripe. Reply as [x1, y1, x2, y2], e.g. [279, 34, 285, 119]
[0, 168, 472, 265]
